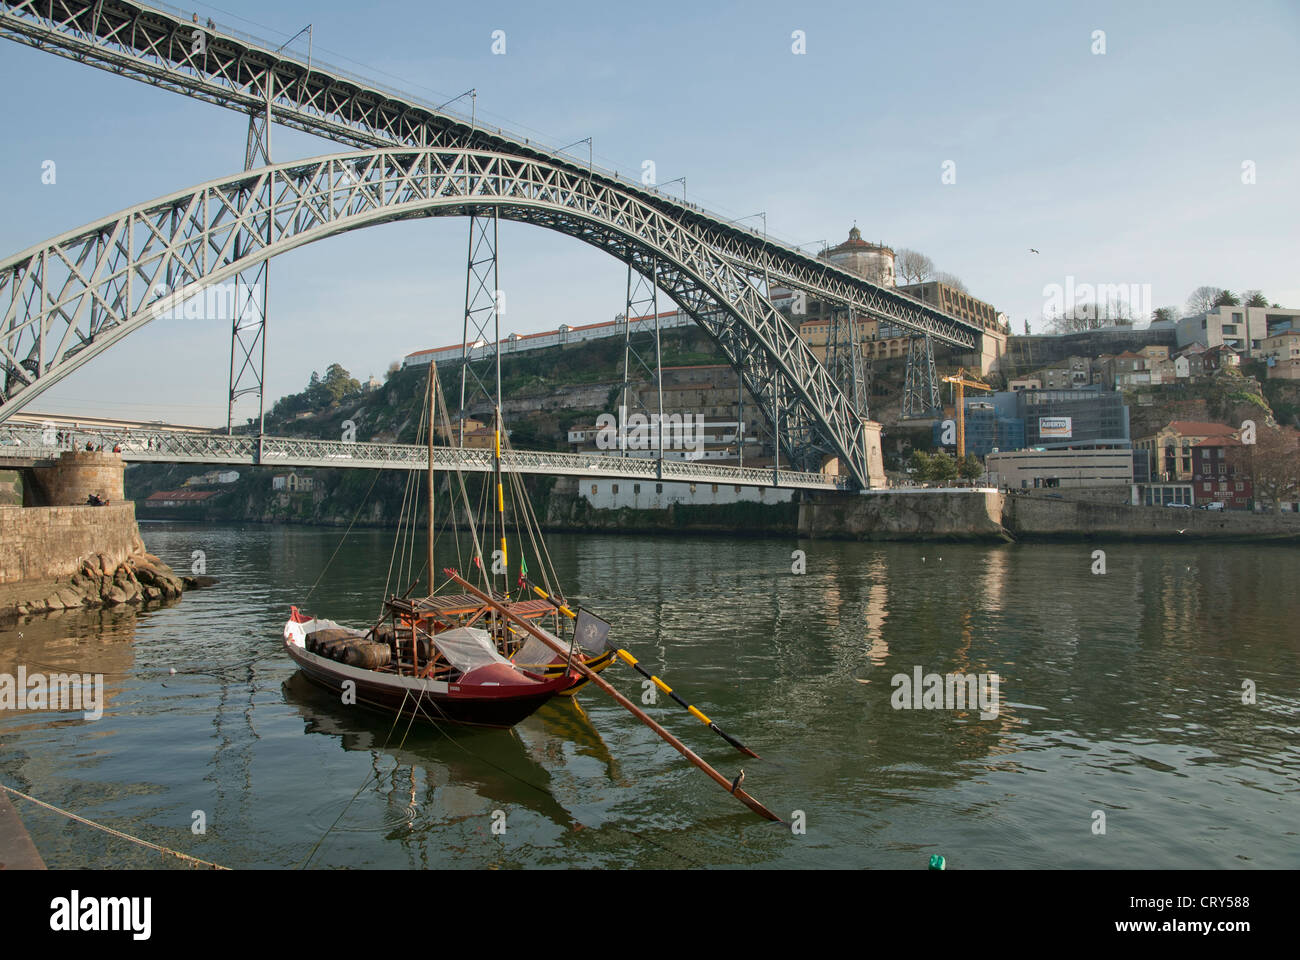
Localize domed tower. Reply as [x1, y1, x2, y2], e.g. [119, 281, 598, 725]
[822, 226, 895, 287]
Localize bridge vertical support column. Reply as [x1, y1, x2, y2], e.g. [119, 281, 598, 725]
[736, 342, 746, 469]
[620, 257, 662, 466]
[457, 211, 502, 443]
[456, 210, 503, 594]
[902, 333, 941, 419]
[827, 307, 869, 422]
[772, 371, 781, 487]
[227, 75, 274, 438]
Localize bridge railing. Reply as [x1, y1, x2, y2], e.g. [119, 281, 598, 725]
[0, 424, 847, 490]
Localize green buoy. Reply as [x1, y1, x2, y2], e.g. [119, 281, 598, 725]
[929, 854, 946, 870]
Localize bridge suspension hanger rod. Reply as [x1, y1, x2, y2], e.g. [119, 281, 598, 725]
[446, 570, 782, 822]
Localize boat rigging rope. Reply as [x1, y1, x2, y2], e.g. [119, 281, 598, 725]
[381, 445, 421, 618]
[0, 783, 230, 869]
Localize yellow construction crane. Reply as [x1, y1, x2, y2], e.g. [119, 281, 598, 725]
[941, 368, 993, 459]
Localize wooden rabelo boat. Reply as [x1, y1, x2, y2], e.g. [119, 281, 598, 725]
[283, 363, 613, 729]
[281, 350, 781, 820]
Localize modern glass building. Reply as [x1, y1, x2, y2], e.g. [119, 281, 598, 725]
[935, 387, 1131, 458]
[961, 401, 1025, 457]
[1016, 387, 1130, 449]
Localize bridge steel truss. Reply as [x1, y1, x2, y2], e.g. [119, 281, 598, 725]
[0, 148, 881, 486]
[0, 0, 986, 487]
[0, 423, 846, 491]
[227, 93, 272, 435]
[901, 334, 943, 419]
[457, 210, 502, 443]
[619, 257, 663, 463]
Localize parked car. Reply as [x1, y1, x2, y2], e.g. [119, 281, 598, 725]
[1165, 502, 1192, 509]
[1199, 502, 1225, 511]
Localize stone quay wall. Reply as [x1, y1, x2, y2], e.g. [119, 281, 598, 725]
[0, 503, 144, 585]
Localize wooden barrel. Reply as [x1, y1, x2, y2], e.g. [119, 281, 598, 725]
[342, 640, 392, 669]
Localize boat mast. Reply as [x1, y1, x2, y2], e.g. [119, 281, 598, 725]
[495, 405, 505, 597]
[434, 361, 444, 595]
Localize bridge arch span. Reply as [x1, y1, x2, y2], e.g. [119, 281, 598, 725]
[0, 148, 872, 485]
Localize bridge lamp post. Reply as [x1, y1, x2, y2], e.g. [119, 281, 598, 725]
[556, 137, 593, 176]
[275, 24, 313, 69]
[656, 177, 686, 203]
[437, 88, 477, 128]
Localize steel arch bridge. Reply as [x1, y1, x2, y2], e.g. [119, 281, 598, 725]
[2, 145, 880, 484]
[0, 0, 989, 489]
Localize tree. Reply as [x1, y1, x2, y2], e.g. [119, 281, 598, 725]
[935, 271, 968, 293]
[908, 449, 932, 481]
[1232, 427, 1300, 514]
[928, 450, 959, 485]
[1151, 306, 1180, 324]
[319, 363, 362, 404]
[1186, 286, 1223, 314]
[1212, 289, 1241, 307]
[1046, 308, 1110, 334]
[1244, 290, 1269, 307]
[895, 248, 935, 285]
[958, 453, 984, 483]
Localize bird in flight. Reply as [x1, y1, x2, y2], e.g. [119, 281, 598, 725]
[1029, 248, 1040, 254]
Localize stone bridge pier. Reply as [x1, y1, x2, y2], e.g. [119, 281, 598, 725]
[21, 450, 125, 507]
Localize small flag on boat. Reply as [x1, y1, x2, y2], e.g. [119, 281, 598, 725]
[518, 553, 528, 585]
[574, 609, 611, 654]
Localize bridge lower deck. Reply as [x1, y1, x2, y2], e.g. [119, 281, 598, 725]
[0, 425, 847, 491]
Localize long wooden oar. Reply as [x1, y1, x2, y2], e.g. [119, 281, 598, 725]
[447, 569, 783, 823]
[524, 579, 761, 759]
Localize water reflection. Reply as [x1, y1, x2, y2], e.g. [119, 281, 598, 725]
[1, 526, 1296, 868]
[281, 673, 577, 834]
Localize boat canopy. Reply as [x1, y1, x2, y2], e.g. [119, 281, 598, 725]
[433, 627, 515, 674]
[513, 625, 567, 666]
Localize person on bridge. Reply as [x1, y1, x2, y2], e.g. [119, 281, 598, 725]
[112, 443, 121, 453]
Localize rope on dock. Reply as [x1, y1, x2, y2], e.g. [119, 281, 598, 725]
[0, 783, 230, 870]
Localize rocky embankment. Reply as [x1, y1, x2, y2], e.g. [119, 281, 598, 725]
[8, 549, 201, 617]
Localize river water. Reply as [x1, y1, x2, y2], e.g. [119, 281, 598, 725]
[2, 523, 1296, 869]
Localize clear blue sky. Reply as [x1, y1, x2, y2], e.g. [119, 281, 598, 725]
[1, 0, 1297, 426]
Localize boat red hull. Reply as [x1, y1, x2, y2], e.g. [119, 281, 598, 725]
[285, 640, 572, 729]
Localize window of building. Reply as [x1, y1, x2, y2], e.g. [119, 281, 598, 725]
[633, 484, 640, 494]
[591, 485, 598, 495]
[656, 483, 662, 494]
[711, 484, 719, 493]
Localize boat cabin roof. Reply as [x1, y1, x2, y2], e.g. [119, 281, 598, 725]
[386, 593, 558, 620]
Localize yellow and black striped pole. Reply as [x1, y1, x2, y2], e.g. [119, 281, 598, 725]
[494, 406, 507, 593]
[612, 647, 761, 759]
[527, 580, 760, 760]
